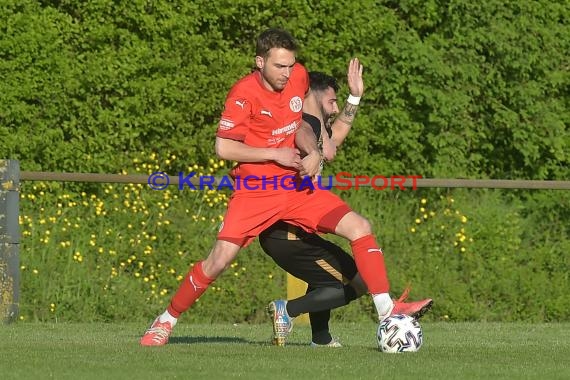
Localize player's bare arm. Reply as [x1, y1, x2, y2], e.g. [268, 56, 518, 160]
[331, 58, 363, 147]
[215, 137, 301, 168]
[295, 121, 321, 177]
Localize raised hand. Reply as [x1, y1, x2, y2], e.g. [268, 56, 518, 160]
[347, 58, 364, 97]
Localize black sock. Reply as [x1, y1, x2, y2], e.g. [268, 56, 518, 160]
[286, 285, 359, 343]
[310, 309, 332, 344]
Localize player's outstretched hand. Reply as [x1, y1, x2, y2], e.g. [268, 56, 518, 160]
[348, 58, 364, 97]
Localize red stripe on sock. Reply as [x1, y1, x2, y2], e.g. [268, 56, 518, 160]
[167, 261, 214, 318]
[350, 235, 390, 294]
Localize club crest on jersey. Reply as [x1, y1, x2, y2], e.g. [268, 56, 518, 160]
[289, 96, 302, 112]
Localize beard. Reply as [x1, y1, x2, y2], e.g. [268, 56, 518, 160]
[320, 105, 336, 127]
[320, 105, 329, 122]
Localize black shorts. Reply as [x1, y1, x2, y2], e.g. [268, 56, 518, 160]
[258, 222, 358, 288]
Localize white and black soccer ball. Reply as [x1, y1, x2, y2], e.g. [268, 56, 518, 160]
[377, 314, 423, 353]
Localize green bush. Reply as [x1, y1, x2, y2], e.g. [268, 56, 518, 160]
[1, 0, 568, 179]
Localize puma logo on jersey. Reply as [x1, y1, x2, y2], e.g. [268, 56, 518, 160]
[260, 109, 273, 118]
[367, 248, 384, 254]
[235, 100, 246, 109]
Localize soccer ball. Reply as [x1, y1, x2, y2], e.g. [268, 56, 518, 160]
[377, 314, 423, 353]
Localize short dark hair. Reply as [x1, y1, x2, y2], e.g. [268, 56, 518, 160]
[308, 71, 339, 93]
[256, 28, 298, 58]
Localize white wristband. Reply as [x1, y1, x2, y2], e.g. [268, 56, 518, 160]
[347, 95, 361, 105]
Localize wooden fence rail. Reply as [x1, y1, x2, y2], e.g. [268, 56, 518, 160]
[18, 171, 570, 190]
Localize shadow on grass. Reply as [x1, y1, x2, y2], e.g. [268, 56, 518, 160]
[169, 336, 252, 345]
[167, 335, 314, 347]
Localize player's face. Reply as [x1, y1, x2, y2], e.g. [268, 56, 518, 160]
[256, 48, 296, 92]
[319, 87, 339, 121]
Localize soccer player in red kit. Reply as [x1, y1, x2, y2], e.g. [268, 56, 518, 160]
[141, 28, 406, 346]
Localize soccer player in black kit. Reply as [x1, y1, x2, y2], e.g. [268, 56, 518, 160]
[261, 59, 433, 347]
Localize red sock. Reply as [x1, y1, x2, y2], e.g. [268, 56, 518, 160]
[167, 261, 214, 318]
[350, 235, 390, 294]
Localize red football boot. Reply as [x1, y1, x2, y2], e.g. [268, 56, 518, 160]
[391, 287, 433, 319]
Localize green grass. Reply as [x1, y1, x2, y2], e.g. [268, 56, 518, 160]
[1, 322, 568, 379]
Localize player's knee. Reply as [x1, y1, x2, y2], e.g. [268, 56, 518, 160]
[336, 212, 374, 240]
[352, 216, 372, 237]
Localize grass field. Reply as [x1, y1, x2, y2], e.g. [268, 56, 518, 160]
[1, 321, 568, 379]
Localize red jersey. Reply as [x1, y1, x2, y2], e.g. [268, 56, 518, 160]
[216, 63, 309, 184]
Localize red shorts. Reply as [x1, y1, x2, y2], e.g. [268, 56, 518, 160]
[217, 187, 351, 247]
